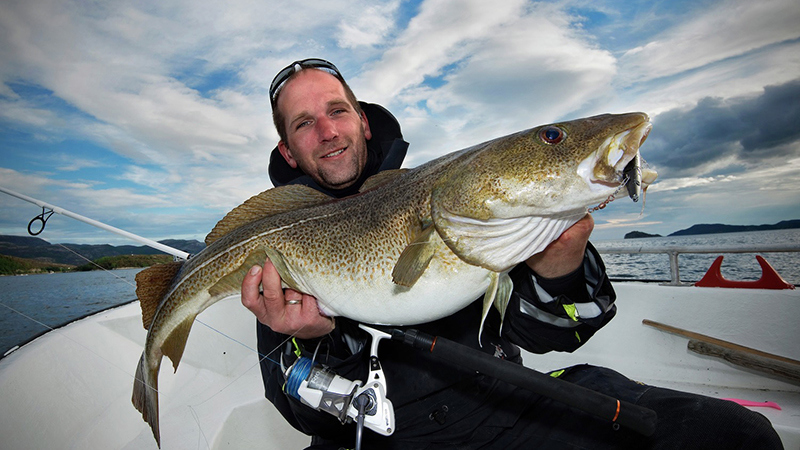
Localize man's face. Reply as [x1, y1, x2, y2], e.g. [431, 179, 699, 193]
[276, 69, 372, 190]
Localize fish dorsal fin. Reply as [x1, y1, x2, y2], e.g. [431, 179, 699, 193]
[359, 169, 408, 193]
[136, 261, 184, 330]
[206, 185, 333, 245]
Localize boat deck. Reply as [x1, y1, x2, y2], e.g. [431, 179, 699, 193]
[1, 283, 798, 449]
[530, 283, 800, 449]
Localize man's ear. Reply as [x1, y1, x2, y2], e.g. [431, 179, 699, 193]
[361, 111, 372, 141]
[277, 141, 298, 169]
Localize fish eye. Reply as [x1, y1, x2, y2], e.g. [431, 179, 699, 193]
[539, 126, 565, 145]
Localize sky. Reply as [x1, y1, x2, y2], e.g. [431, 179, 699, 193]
[0, 0, 799, 246]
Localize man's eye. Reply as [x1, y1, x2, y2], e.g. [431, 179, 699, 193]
[296, 120, 311, 129]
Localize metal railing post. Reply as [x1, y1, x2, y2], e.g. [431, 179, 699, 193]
[666, 251, 681, 286]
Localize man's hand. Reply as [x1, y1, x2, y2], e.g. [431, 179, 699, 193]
[526, 214, 594, 279]
[241, 258, 335, 339]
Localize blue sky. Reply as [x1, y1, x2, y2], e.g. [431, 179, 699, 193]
[1, 0, 799, 245]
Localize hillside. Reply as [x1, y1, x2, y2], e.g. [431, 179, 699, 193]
[0, 254, 74, 275]
[74, 254, 174, 271]
[0, 235, 204, 266]
[668, 219, 800, 236]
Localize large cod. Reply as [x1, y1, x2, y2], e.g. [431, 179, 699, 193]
[133, 113, 656, 446]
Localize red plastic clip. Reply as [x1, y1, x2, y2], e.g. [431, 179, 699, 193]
[695, 255, 795, 290]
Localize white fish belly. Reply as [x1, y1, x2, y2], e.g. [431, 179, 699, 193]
[314, 264, 492, 326]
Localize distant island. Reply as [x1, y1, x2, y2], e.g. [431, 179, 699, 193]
[624, 219, 800, 239]
[624, 231, 662, 239]
[0, 235, 204, 275]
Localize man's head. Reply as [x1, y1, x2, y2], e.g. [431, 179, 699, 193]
[270, 59, 371, 190]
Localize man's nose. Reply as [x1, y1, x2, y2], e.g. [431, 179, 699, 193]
[317, 116, 338, 142]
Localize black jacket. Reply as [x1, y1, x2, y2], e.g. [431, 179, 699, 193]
[258, 102, 617, 447]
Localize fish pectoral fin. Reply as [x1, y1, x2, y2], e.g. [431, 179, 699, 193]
[263, 247, 305, 292]
[208, 247, 274, 298]
[211, 246, 306, 298]
[478, 273, 499, 346]
[359, 169, 409, 193]
[136, 261, 184, 330]
[162, 315, 196, 372]
[478, 272, 513, 344]
[205, 185, 333, 245]
[494, 272, 513, 334]
[392, 225, 437, 287]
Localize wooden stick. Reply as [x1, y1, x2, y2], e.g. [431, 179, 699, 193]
[641, 319, 800, 367]
[687, 340, 800, 383]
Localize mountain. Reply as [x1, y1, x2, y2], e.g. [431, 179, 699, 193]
[0, 235, 205, 266]
[668, 219, 800, 236]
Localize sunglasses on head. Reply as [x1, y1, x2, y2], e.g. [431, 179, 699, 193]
[269, 58, 342, 104]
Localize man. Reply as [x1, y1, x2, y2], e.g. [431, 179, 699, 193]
[242, 59, 782, 449]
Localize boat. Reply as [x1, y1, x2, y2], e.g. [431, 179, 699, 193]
[1, 246, 798, 449]
[1, 187, 798, 448]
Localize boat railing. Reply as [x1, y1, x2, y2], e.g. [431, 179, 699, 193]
[595, 243, 800, 286]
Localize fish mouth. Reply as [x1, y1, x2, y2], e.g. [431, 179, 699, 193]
[589, 118, 657, 201]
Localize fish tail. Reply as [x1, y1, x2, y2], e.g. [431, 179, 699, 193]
[132, 352, 161, 448]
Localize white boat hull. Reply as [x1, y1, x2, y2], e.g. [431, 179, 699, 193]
[1, 283, 798, 449]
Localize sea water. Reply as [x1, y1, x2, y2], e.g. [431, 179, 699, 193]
[0, 268, 143, 356]
[595, 228, 800, 283]
[1, 229, 798, 356]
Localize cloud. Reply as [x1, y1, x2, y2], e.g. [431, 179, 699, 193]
[350, 0, 618, 165]
[594, 218, 662, 231]
[619, 0, 800, 83]
[644, 78, 800, 177]
[648, 175, 737, 192]
[737, 80, 800, 152]
[56, 157, 110, 172]
[336, 1, 400, 49]
[354, 0, 530, 102]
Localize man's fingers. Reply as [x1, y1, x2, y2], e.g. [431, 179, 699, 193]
[284, 289, 303, 302]
[241, 265, 264, 312]
[260, 259, 285, 300]
[260, 258, 290, 315]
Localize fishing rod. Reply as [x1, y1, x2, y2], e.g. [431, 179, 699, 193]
[391, 327, 658, 436]
[284, 324, 657, 450]
[0, 185, 190, 260]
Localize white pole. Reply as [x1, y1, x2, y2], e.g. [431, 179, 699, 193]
[0, 185, 190, 260]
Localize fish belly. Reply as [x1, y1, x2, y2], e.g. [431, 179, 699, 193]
[312, 263, 492, 325]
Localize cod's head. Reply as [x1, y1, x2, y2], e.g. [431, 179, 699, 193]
[431, 112, 657, 271]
